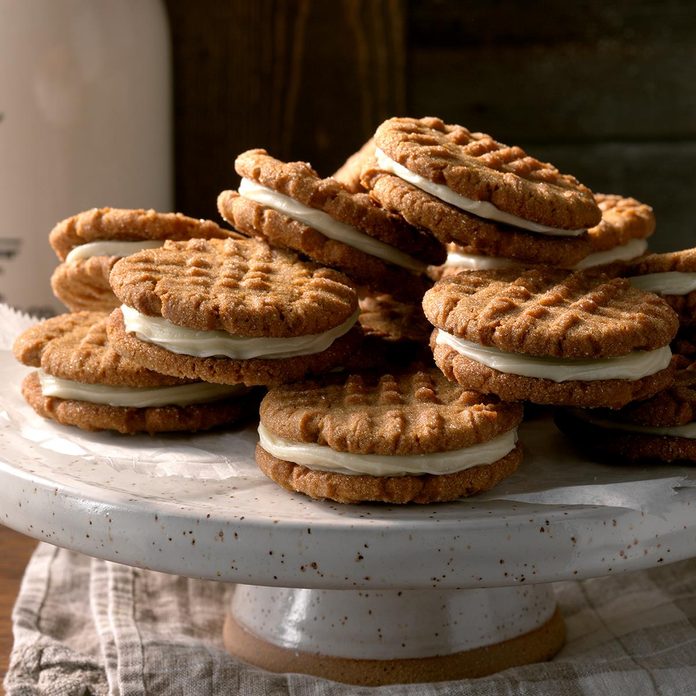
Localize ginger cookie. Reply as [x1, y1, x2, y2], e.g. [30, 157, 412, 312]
[555, 329, 696, 463]
[217, 149, 445, 302]
[13, 312, 255, 434]
[435, 193, 654, 276]
[257, 368, 523, 504]
[423, 267, 679, 409]
[625, 248, 696, 327]
[106, 237, 362, 386]
[50, 208, 234, 312]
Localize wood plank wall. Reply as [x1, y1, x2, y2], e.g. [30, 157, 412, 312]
[164, 0, 695, 252]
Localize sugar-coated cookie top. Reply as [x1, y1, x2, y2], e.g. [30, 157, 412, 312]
[109, 237, 359, 338]
[374, 116, 601, 230]
[260, 368, 523, 455]
[423, 266, 679, 359]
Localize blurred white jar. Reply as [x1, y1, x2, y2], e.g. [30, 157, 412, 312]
[0, 0, 172, 316]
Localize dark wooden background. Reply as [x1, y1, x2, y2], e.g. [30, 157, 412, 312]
[164, 0, 696, 252]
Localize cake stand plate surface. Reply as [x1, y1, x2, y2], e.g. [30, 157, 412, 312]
[2, 352, 695, 682]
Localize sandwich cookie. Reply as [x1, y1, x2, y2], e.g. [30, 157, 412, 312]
[217, 149, 445, 302]
[624, 248, 696, 327]
[50, 208, 233, 312]
[13, 312, 255, 434]
[438, 193, 655, 277]
[106, 237, 362, 386]
[360, 116, 600, 267]
[256, 368, 523, 504]
[423, 267, 679, 409]
[555, 330, 696, 462]
[342, 290, 434, 371]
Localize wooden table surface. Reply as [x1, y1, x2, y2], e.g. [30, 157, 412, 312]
[0, 525, 36, 686]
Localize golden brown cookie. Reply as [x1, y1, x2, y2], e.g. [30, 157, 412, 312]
[423, 267, 679, 408]
[362, 169, 593, 267]
[257, 368, 524, 504]
[432, 193, 655, 276]
[49, 208, 234, 312]
[217, 149, 445, 302]
[106, 237, 362, 386]
[554, 335, 696, 463]
[336, 290, 433, 372]
[625, 248, 696, 327]
[13, 312, 255, 434]
[373, 116, 601, 229]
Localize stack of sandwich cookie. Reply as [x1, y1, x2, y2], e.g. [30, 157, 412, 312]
[106, 237, 362, 386]
[423, 266, 679, 409]
[217, 149, 445, 302]
[572, 193, 655, 271]
[625, 248, 696, 327]
[50, 208, 233, 312]
[439, 193, 655, 277]
[256, 368, 523, 504]
[555, 329, 696, 463]
[360, 116, 600, 268]
[13, 312, 254, 434]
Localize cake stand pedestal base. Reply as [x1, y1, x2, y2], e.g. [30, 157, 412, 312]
[223, 584, 565, 685]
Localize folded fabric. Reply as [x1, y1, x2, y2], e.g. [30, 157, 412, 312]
[5, 543, 696, 696]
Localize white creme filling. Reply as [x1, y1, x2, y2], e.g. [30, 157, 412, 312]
[573, 238, 649, 270]
[445, 251, 520, 270]
[238, 178, 426, 272]
[374, 148, 585, 237]
[39, 370, 248, 407]
[444, 238, 648, 272]
[258, 422, 518, 477]
[65, 240, 164, 263]
[569, 409, 696, 440]
[121, 304, 359, 360]
[629, 271, 696, 296]
[435, 330, 672, 383]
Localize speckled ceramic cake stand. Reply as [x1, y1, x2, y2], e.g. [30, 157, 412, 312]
[2, 361, 696, 684]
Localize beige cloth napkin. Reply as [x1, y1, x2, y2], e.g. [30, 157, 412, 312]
[5, 543, 696, 696]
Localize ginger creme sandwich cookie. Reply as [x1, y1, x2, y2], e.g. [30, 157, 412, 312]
[106, 236, 362, 386]
[13, 312, 254, 434]
[256, 368, 523, 504]
[217, 148, 445, 302]
[360, 116, 600, 268]
[423, 266, 679, 409]
[555, 328, 696, 463]
[439, 193, 655, 277]
[50, 207, 233, 312]
[625, 248, 696, 327]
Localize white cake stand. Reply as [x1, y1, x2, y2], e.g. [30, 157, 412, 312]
[1, 355, 695, 684]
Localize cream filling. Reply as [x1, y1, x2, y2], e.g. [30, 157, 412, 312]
[444, 238, 649, 272]
[445, 251, 519, 270]
[39, 370, 248, 407]
[435, 330, 672, 383]
[629, 271, 696, 296]
[375, 148, 585, 237]
[569, 409, 696, 440]
[238, 178, 426, 272]
[121, 304, 359, 360]
[65, 240, 164, 263]
[258, 422, 518, 476]
[573, 238, 648, 270]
